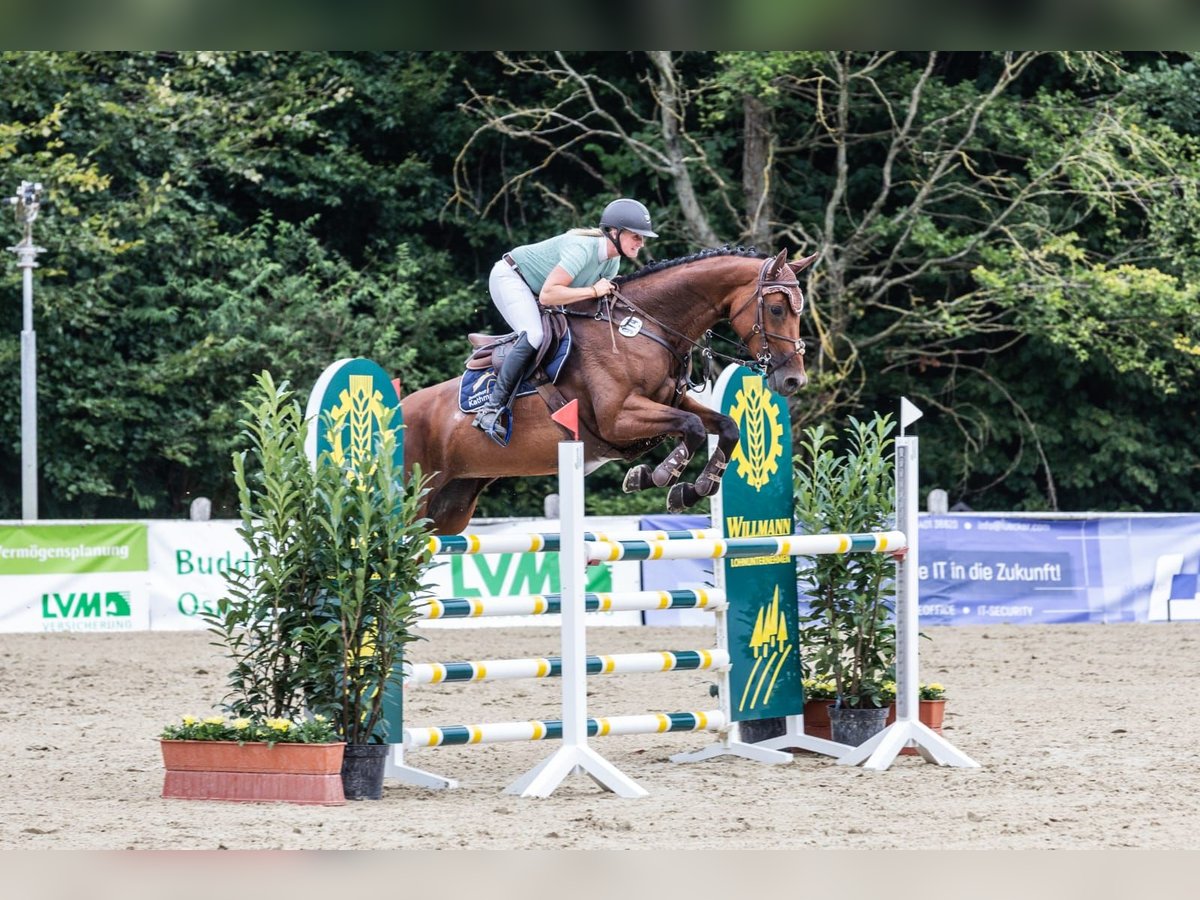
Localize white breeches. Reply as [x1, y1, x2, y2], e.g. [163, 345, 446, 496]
[489, 260, 544, 346]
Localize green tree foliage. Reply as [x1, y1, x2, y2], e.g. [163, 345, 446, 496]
[0, 51, 476, 517]
[452, 51, 1200, 511]
[2, 51, 1199, 517]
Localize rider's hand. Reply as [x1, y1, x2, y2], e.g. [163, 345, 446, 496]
[592, 278, 614, 298]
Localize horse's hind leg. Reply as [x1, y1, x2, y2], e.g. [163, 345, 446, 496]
[427, 477, 496, 536]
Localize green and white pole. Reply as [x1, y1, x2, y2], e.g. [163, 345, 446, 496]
[672, 364, 851, 764]
[306, 357, 456, 790]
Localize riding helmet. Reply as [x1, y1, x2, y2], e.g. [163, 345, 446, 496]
[600, 198, 658, 238]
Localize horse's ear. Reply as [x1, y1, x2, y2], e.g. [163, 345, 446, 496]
[789, 252, 819, 276]
[769, 249, 789, 276]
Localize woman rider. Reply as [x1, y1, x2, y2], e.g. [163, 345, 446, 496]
[473, 198, 658, 436]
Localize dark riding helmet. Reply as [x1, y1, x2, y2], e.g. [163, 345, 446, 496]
[599, 198, 658, 238]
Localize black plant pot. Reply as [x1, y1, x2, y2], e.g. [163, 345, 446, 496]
[739, 716, 786, 743]
[340, 743, 389, 800]
[827, 705, 889, 747]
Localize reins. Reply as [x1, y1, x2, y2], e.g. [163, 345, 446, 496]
[559, 255, 806, 395]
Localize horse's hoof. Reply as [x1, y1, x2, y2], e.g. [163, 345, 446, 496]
[667, 483, 697, 513]
[623, 465, 652, 493]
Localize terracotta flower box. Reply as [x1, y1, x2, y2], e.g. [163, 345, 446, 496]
[802, 699, 833, 740]
[160, 740, 346, 805]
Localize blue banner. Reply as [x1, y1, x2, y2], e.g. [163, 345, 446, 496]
[639, 515, 712, 626]
[919, 514, 1200, 624]
[640, 513, 1200, 625]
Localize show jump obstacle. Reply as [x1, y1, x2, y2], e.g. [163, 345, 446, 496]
[306, 359, 977, 799]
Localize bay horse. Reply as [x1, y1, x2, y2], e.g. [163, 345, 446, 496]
[402, 246, 817, 535]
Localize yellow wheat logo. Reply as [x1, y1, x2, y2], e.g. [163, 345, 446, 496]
[326, 374, 390, 478]
[728, 375, 784, 490]
[737, 585, 794, 712]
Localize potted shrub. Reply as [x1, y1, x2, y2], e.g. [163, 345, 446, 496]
[794, 414, 898, 747]
[296, 402, 433, 800]
[160, 372, 433, 803]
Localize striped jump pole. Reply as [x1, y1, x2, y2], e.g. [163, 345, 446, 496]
[408, 649, 729, 685]
[427, 527, 718, 557]
[406, 710, 726, 749]
[585, 531, 907, 563]
[415, 588, 725, 621]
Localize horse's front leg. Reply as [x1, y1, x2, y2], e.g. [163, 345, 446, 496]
[664, 398, 740, 512]
[605, 396, 707, 496]
[613, 396, 740, 513]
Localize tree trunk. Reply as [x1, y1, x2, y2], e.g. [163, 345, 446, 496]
[646, 51, 720, 248]
[742, 93, 773, 250]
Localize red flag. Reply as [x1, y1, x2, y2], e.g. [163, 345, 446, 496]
[550, 399, 580, 440]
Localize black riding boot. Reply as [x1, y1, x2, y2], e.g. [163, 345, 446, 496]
[474, 333, 537, 433]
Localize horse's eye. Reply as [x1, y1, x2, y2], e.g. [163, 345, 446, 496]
[769, 304, 785, 317]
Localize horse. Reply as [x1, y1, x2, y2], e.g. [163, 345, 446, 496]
[401, 246, 817, 535]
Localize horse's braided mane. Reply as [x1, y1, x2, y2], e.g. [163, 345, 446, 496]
[613, 245, 767, 286]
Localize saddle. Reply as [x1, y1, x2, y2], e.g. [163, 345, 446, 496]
[465, 312, 570, 374]
[457, 308, 648, 459]
[456, 312, 575, 439]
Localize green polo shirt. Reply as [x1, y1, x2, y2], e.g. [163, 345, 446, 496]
[507, 232, 618, 293]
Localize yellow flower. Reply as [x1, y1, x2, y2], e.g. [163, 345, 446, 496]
[927, 683, 944, 692]
[232, 718, 251, 729]
[204, 716, 225, 726]
[181, 715, 197, 726]
[313, 714, 327, 723]
[266, 718, 291, 732]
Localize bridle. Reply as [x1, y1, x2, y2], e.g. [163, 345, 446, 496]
[727, 256, 806, 375]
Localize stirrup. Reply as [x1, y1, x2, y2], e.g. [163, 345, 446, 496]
[473, 405, 505, 432]
[473, 405, 513, 447]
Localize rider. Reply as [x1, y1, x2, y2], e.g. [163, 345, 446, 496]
[473, 197, 658, 434]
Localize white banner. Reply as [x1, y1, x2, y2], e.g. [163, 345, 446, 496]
[147, 520, 252, 631]
[0, 522, 151, 633]
[0, 517, 648, 633]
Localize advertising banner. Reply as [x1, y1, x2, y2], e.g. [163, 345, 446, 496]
[0, 523, 149, 632]
[641, 512, 1200, 625]
[712, 365, 804, 722]
[147, 520, 254, 631]
[417, 516, 644, 629]
[919, 513, 1200, 624]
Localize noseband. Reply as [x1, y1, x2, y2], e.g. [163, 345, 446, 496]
[729, 256, 806, 375]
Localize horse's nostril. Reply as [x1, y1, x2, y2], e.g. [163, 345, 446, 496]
[782, 374, 806, 394]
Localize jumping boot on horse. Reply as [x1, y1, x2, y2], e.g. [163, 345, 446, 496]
[473, 332, 537, 439]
